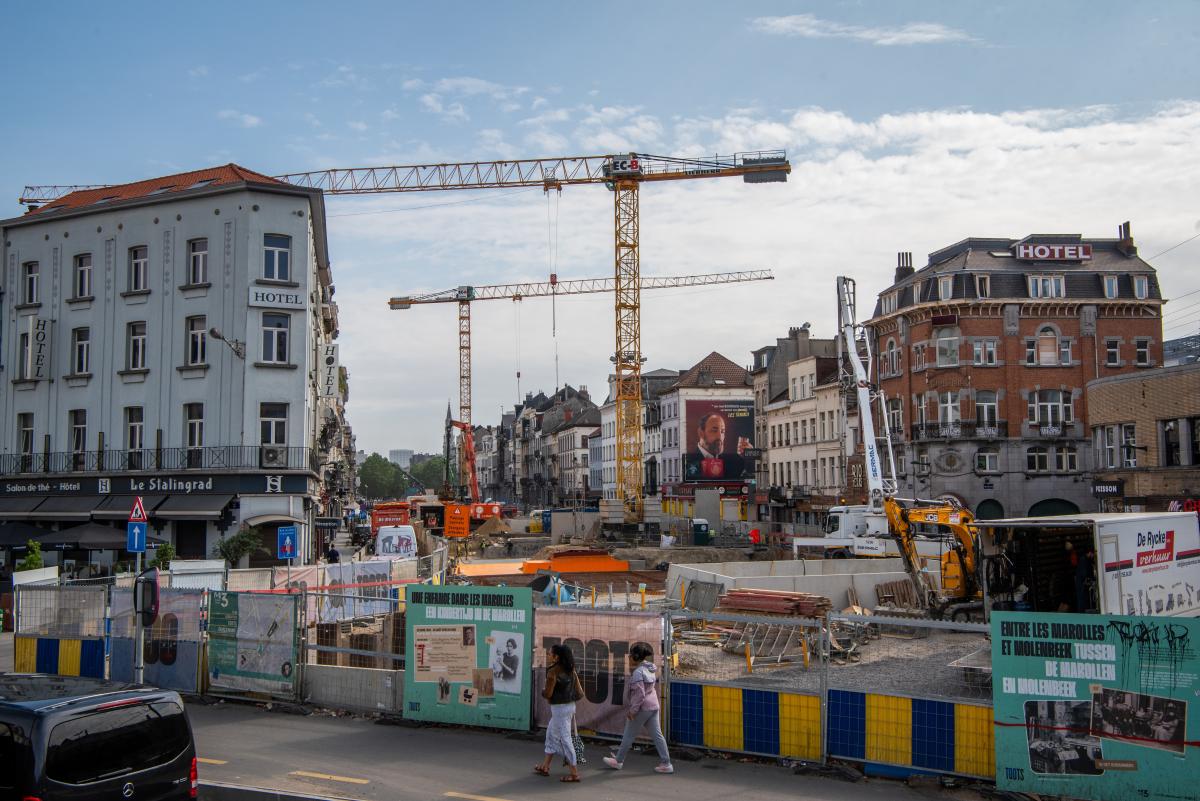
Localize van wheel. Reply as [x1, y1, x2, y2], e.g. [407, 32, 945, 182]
[832, 551, 848, 559]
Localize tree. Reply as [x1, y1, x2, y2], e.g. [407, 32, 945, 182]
[359, 453, 400, 499]
[213, 526, 269, 566]
[410, 456, 447, 491]
[152, 542, 177, 570]
[16, 540, 43, 571]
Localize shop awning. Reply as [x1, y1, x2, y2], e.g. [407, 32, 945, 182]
[92, 494, 168, 520]
[0, 496, 49, 520]
[0, 521, 50, 547]
[25, 496, 105, 521]
[243, 512, 305, 527]
[153, 494, 234, 520]
[35, 522, 167, 551]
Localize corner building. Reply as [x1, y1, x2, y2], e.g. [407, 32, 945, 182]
[0, 165, 342, 565]
[865, 225, 1163, 520]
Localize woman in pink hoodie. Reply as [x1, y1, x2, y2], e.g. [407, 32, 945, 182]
[603, 644, 673, 774]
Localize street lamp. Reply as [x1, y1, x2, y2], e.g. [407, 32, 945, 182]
[209, 327, 246, 360]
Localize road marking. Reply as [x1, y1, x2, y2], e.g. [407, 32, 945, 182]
[197, 757, 228, 765]
[445, 792, 516, 801]
[290, 770, 370, 785]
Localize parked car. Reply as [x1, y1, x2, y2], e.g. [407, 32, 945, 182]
[0, 673, 197, 800]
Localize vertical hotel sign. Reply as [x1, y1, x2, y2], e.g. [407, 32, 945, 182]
[28, 316, 51, 379]
[992, 612, 1198, 801]
[320, 344, 338, 397]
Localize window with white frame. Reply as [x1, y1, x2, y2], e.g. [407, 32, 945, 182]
[1133, 275, 1149, 300]
[186, 316, 207, 366]
[263, 234, 291, 281]
[17, 333, 30, 379]
[1135, 338, 1151, 366]
[1103, 275, 1119, 299]
[1037, 327, 1059, 366]
[938, 276, 954, 301]
[976, 448, 999, 473]
[73, 254, 93, 298]
[127, 322, 147, 370]
[1028, 389, 1073, 426]
[936, 327, 959, 367]
[1098, 425, 1118, 469]
[976, 274, 991, 298]
[939, 391, 960, 424]
[262, 313, 290, 363]
[1026, 446, 1049, 472]
[885, 339, 900, 375]
[913, 344, 926, 370]
[973, 340, 997, 366]
[1105, 339, 1120, 367]
[881, 292, 898, 314]
[1059, 337, 1072, 365]
[260, 403, 288, 445]
[1025, 339, 1037, 365]
[17, 413, 33, 463]
[975, 391, 998, 427]
[1056, 446, 1078, 472]
[913, 397, 927, 426]
[21, 261, 38, 304]
[188, 238, 208, 284]
[1121, 423, 1137, 467]
[185, 403, 204, 449]
[125, 406, 144, 452]
[1028, 274, 1065, 298]
[887, 398, 903, 432]
[70, 327, 90, 375]
[128, 246, 148, 291]
[70, 409, 87, 462]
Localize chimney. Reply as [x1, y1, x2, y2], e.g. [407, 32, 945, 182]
[894, 252, 915, 284]
[1117, 221, 1137, 257]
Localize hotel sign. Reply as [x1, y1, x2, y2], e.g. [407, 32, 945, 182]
[248, 286, 307, 309]
[1015, 243, 1093, 261]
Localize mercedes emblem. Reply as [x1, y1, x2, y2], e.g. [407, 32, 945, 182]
[122, 782, 135, 798]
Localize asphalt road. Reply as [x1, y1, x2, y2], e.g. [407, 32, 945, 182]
[0, 632, 12, 672]
[188, 701, 979, 801]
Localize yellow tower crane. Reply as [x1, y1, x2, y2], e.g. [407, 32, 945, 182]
[21, 150, 790, 520]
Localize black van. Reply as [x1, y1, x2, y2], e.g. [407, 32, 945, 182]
[0, 673, 197, 801]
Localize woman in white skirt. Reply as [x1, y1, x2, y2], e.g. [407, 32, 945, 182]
[535, 644, 584, 782]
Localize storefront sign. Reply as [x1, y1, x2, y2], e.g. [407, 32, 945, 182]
[1015, 243, 1093, 261]
[0, 473, 309, 496]
[992, 612, 1198, 801]
[1093, 480, 1126, 497]
[248, 286, 306, 309]
[404, 586, 533, 730]
[534, 609, 664, 737]
[26, 316, 52, 380]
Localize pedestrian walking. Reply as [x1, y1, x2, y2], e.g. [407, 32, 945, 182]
[326, 544, 340, 564]
[535, 644, 584, 782]
[603, 643, 673, 774]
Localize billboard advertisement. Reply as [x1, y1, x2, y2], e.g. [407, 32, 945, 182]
[992, 611, 1198, 801]
[533, 609, 665, 737]
[683, 399, 755, 483]
[404, 586, 533, 730]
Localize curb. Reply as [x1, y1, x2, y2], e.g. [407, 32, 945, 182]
[200, 780, 358, 801]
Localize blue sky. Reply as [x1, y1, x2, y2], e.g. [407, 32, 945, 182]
[5, 2, 1200, 454]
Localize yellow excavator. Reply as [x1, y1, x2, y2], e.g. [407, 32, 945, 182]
[883, 498, 983, 620]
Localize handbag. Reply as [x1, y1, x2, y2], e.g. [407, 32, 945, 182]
[572, 714, 587, 764]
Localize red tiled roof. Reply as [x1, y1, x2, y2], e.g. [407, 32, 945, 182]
[27, 164, 292, 216]
[672, 351, 751, 389]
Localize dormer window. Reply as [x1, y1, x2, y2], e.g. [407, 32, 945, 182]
[881, 292, 898, 314]
[1103, 275, 1119, 299]
[938, 276, 954, 301]
[1028, 274, 1065, 299]
[1133, 275, 1149, 300]
[975, 274, 991, 298]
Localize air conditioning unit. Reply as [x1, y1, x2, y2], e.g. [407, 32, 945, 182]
[260, 446, 287, 468]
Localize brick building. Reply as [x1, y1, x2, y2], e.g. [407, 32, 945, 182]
[1087, 363, 1200, 511]
[866, 224, 1163, 520]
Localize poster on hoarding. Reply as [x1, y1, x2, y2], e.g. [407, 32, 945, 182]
[404, 586, 532, 730]
[992, 612, 1199, 801]
[683, 399, 755, 482]
[207, 591, 299, 698]
[533, 609, 665, 737]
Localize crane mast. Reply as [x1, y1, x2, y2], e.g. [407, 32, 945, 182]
[837, 276, 886, 514]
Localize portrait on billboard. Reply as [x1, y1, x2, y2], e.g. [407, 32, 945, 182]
[1090, 688, 1187, 754]
[683, 399, 755, 482]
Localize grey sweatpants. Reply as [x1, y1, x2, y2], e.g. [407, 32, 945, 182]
[615, 707, 671, 764]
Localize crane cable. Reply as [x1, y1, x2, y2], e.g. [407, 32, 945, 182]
[547, 187, 562, 392]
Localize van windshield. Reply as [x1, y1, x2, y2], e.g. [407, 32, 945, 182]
[825, 516, 839, 534]
[46, 701, 190, 784]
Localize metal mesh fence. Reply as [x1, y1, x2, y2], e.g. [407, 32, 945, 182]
[15, 585, 107, 637]
[669, 610, 825, 691]
[306, 591, 403, 669]
[110, 588, 206, 641]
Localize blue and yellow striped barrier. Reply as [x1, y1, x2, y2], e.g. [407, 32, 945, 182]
[669, 681, 822, 761]
[826, 689, 994, 778]
[14, 635, 105, 678]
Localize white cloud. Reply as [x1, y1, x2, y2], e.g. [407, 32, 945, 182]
[216, 109, 262, 128]
[520, 108, 571, 126]
[317, 64, 367, 89]
[750, 14, 979, 46]
[187, 65, 209, 78]
[381, 108, 401, 121]
[304, 112, 322, 128]
[531, 96, 549, 110]
[478, 128, 518, 160]
[420, 93, 468, 122]
[434, 76, 529, 99]
[402, 78, 425, 91]
[348, 120, 369, 132]
[238, 70, 264, 83]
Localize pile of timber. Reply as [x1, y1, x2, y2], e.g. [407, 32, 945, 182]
[717, 588, 832, 618]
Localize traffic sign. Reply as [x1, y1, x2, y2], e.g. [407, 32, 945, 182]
[127, 521, 147, 553]
[128, 496, 148, 523]
[277, 525, 297, 560]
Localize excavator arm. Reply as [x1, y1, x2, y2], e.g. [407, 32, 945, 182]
[884, 498, 982, 616]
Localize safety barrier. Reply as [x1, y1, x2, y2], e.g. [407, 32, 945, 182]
[669, 680, 823, 761]
[13, 584, 107, 678]
[110, 588, 206, 693]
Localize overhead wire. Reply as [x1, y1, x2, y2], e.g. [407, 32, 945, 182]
[326, 187, 538, 217]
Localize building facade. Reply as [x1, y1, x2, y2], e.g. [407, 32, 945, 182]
[0, 165, 344, 566]
[1087, 363, 1200, 512]
[866, 226, 1163, 520]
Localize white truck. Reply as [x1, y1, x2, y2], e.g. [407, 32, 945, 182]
[976, 512, 1200, 618]
[791, 504, 952, 560]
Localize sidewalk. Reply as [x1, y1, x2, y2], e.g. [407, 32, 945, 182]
[0, 631, 12, 672]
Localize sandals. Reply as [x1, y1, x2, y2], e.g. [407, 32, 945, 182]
[533, 765, 550, 776]
[560, 775, 582, 783]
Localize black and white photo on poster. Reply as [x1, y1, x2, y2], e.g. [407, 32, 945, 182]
[490, 630, 524, 695]
[1090, 688, 1187, 754]
[1024, 700, 1104, 775]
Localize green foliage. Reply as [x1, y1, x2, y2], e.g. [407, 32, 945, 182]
[410, 456, 446, 491]
[16, 539, 43, 571]
[152, 542, 177, 570]
[358, 453, 398, 498]
[213, 526, 269, 565]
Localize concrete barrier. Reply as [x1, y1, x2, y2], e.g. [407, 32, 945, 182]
[302, 664, 403, 713]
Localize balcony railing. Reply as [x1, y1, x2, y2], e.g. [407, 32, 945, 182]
[1, 446, 317, 476]
[910, 421, 1008, 441]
